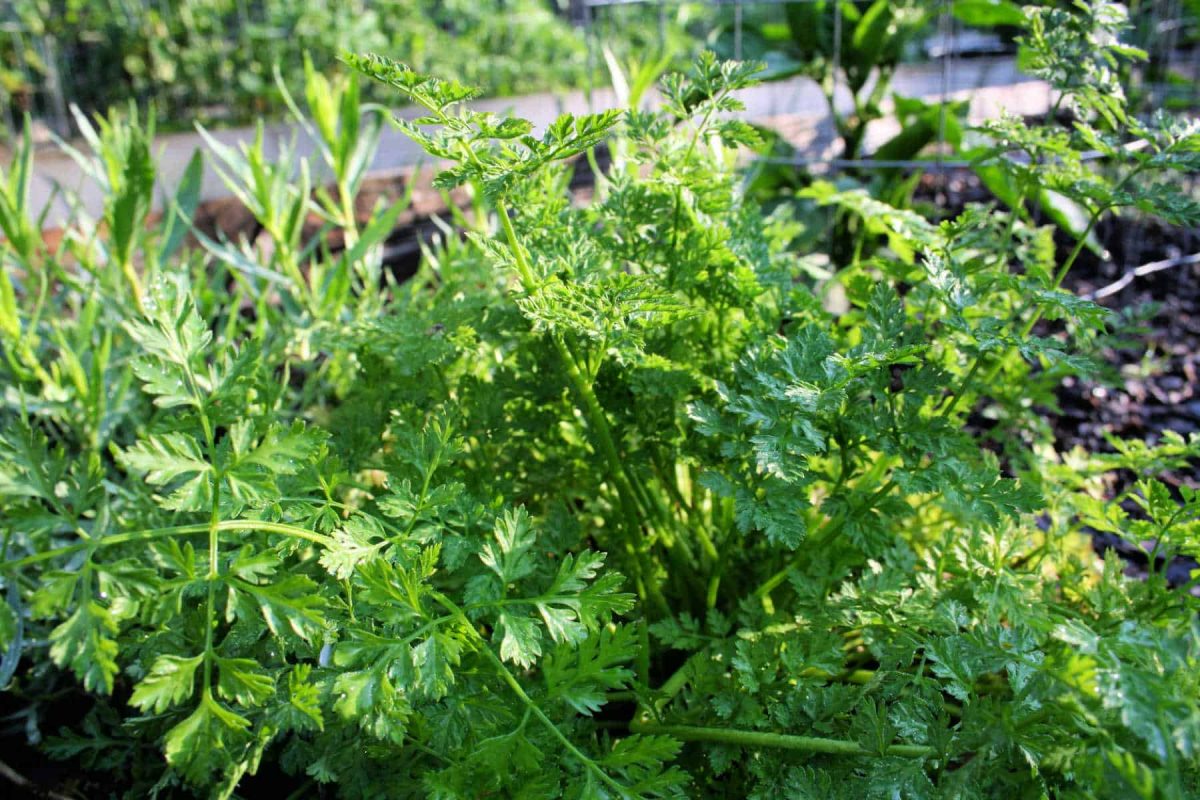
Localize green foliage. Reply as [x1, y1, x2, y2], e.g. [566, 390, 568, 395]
[1, 0, 702, 136]
[726, 0, 946, 164]
[3, 13, 1200, 798]
[729, 1, 976, 266]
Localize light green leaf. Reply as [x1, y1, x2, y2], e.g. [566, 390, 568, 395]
[496, 612, 543, 669]
[224, 420, 324, 509]
[215, 656, 275, 707]
[410, 629, 466, 699]
[130, 653, 203, 713]
[542, 626, 636, 716]
[119, 432, 212, 511]
[952, 0, 1026, 27]
[163, 693, 251, 786]
[480, 507, 537, 585]
[320, 515, 387, 579]
[157, 150, 203, 266]
[228, 575, 327, 643]
[233, 420, 324, 474]
[533, 552, 635, 645]
[333, 668, 411, 744]
[283, 664, 324, 733]
[48, 600, 120, 695]
[124, 275, 211, 408]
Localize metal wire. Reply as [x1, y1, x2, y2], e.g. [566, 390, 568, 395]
[936, 0, 953, 185]
[583, 0, 597, 111]
[733, 0, 743, 62]
[584, 0, 821, 7]
[6, 0, 1198, 152]
[580, 0, 1196, 179]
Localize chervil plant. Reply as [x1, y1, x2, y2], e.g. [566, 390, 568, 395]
[3, 5, 1200, 797]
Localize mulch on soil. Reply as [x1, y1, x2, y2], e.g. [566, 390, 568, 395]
[1055, 213, 1200, 586]
[919, 168, 1200, 583]
[1057, 213, 1200, 470]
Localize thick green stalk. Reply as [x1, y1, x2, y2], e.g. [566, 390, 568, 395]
[197, 388, 221, 694]
[647, 651, 704, 718]
[338, 181, 360, 248]
[456, 109, 697, 608]
[495, 198, 671, 616]
[202, 483, 221, 692]
[118, 254, 146, 316]
[629, 718, 935, 758]
[493, 202, 537, 288]
[552, 329, 669, 614]
[1, 520, 334, 572]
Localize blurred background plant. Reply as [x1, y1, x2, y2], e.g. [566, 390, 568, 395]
[0, 0, 705, 138]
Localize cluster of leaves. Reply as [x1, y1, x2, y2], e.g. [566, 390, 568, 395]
[736, 1, 1200, 271]
[3, 4, 1200, 798]
[722, 0, 953, 159]
[726, 0, 1018, 266]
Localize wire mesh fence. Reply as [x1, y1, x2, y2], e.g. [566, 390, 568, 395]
[576, 0, 1199, 165]
[4, 2, 1198, 141]
[573, 0, 1200, 263]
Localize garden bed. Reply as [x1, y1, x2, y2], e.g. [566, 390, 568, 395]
[5, 13, 1200, 795]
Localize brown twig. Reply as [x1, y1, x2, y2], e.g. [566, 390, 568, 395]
[0, 758, 80, 800]
[1086, 251, 1200, 301]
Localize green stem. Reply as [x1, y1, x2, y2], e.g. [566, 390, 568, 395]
[283, 778, 317, 800]
[704, 573, 720, 610]
[755, 477, 898, 599]
[637, 619, 651, 693]
[432, 592, 630, 794]
[553, 332, 669, 616]
[199, 390, 221, 693]
[628, 719, 935, 758]
[1, 520, 334, 572]
[658, 660, 697, 701]
[668, 187, 683, 287]
[494, 196, 670, 617]
[119, 256, 146, 316]
[398, 427, 450, 541]
[493, 202, 537, 289]
[279, 243, 314, 316]
[968, 162, 1148, 396]
[338, 181, 360, 248]
[202, 503, 220, 693]
[972, 208, 1103, 391]
[939, 356, 984, 418]
[452, 108, 688, 616]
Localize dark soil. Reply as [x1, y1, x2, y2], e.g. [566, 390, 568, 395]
[917, 168, 1200, 472]
[1054, 213, 1200, 465]
[1050, 210, 1200, 586]
[918, 167, 1200, 585]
